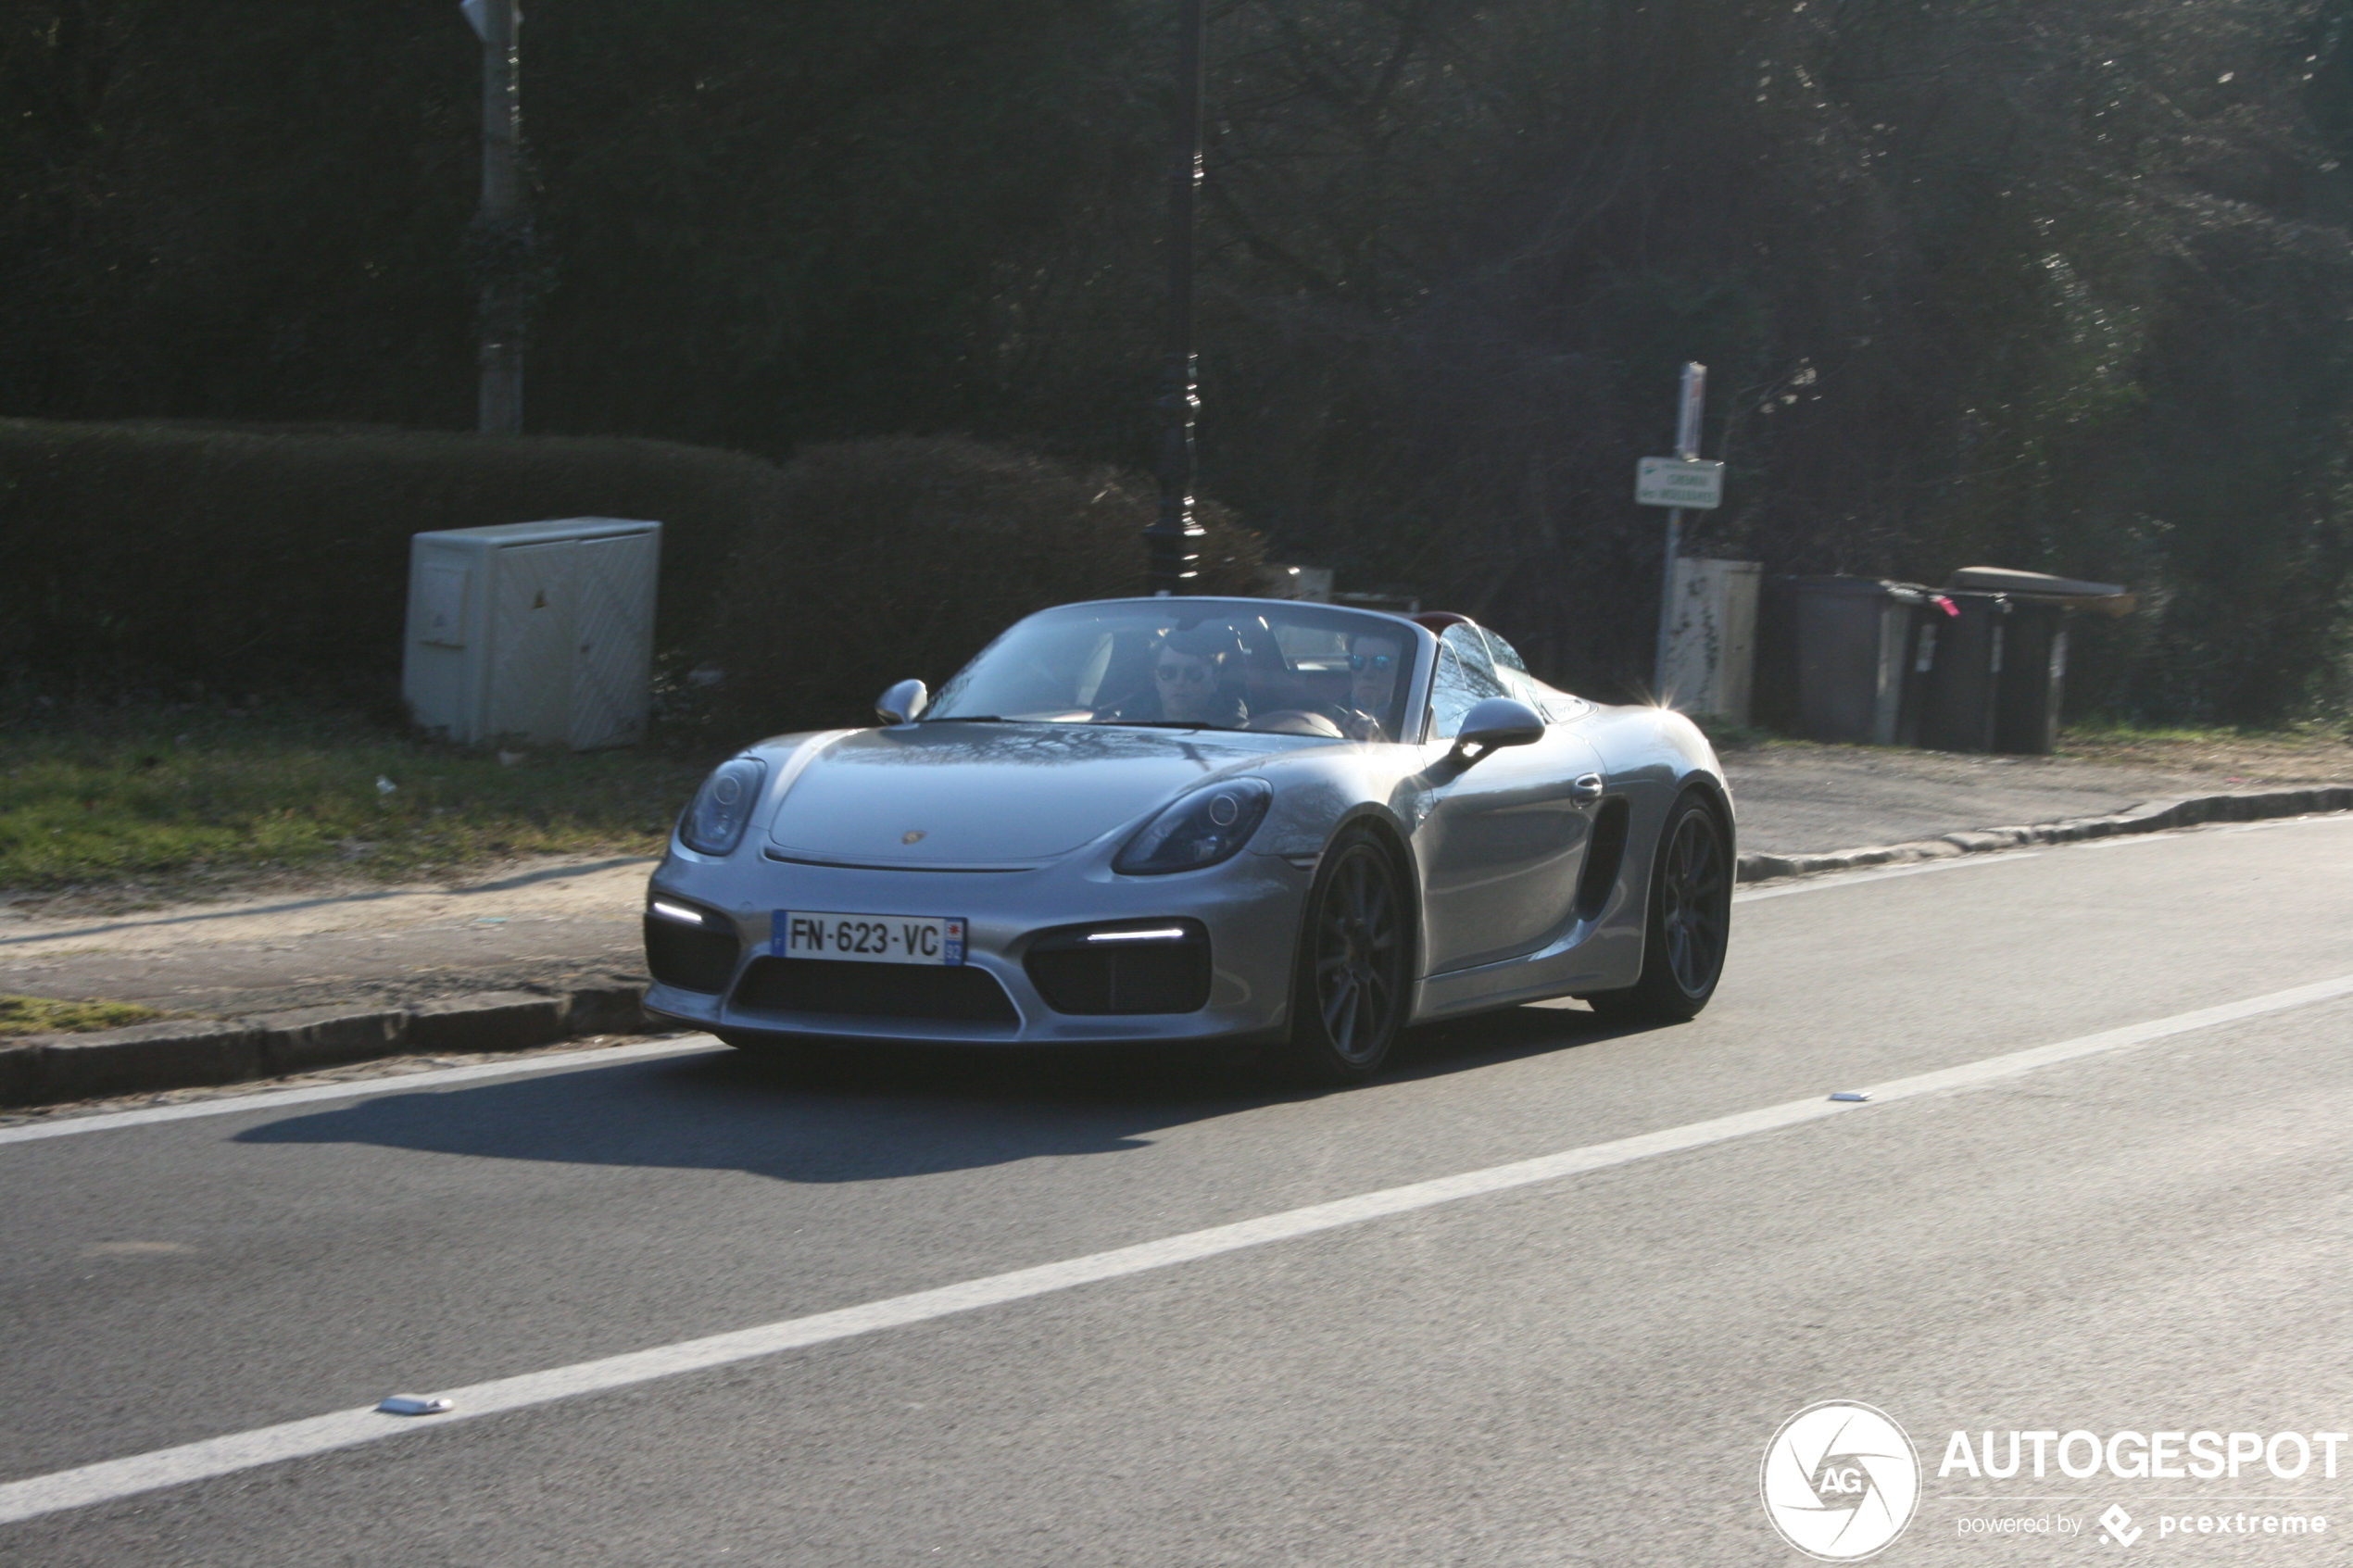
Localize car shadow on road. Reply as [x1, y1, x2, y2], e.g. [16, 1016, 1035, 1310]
[232, 1002, 1651, 1184]
[1390, 1001, 1656, 1083]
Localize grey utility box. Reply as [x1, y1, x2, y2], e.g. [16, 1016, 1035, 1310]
[401, 518, 661, 749]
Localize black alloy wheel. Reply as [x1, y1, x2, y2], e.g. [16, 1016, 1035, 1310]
[1291, 828, 1410, 1082]
[1588, 793, 1730, 1023]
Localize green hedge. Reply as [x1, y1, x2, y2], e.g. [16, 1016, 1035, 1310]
[0, 419, 782, 696]
[1, 421, 1267, 732]
[708, 436, 1265, 735]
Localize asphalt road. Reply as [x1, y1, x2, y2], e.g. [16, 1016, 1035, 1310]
[3, 815, 2351, 1565]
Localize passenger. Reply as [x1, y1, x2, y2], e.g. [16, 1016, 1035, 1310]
[1339, 630, 1405, 741]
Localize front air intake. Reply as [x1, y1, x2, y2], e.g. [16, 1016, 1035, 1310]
[731, 958, 1020, 1025]
[1024, 921, 1211, 1015]
[643, 905, 740, 994]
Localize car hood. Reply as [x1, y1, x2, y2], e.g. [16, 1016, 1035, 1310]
[762, 723, 1295, 866]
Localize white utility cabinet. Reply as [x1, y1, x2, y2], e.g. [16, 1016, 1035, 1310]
[1658, 557, 1760, 724]
[402, 517, 661, 749]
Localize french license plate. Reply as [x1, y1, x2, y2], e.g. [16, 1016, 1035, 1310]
[773, 911, 966, 965]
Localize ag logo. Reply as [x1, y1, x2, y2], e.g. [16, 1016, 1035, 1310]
[1761, 1401, 1921, 1561]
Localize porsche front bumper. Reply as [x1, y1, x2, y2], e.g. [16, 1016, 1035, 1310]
[641, 843, 1315, 1047]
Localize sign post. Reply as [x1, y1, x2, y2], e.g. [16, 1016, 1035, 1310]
[1639, 363, 1721, 701]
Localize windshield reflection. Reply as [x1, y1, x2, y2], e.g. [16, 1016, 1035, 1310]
[925, 600, 1420, 744]
[838, 723, 1254, 770]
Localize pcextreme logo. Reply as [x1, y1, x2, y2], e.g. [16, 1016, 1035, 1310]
[1762, 1401, 1923, 1561]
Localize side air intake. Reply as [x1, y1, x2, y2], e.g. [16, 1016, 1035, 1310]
[1574, 797, 1631, 922]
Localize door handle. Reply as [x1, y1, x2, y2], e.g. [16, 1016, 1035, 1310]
[1570, 773, 1604, 804]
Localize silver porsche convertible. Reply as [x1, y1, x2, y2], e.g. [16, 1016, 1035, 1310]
[642, 596, 1733, 1081]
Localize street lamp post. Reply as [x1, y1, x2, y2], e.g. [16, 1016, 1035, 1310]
[1145, 0, 1207, 596]
[462, 0, 524, 434]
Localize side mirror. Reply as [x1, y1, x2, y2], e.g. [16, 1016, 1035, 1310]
[875, 679, 928, 725]
[1453, 696, 1544, 760]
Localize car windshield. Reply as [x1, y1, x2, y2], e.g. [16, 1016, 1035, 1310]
[925, 600, 1422, 742]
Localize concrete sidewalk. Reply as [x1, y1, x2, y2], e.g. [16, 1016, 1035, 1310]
[0, 856, 650, 1018]
[1721, 742, 2323, 851]
[2, 741, 2347, 1024]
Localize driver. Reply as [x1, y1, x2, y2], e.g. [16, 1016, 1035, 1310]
[1101, 623, 1248, 728]
[1339, 629, 1404, 741]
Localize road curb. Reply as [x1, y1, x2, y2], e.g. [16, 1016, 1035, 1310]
[1734, 784, 2353, 884]
[0, 982, 652, 1110]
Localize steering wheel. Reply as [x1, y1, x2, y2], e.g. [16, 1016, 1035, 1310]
[1243, 708, 1347, 738]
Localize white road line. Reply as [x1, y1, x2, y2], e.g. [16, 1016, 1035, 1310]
[0, 1039, 724, 1148]
[5, 970, 2348, 1530]
[2078, 814, 2352, 847]
[2076, 832, 2205, 849]
[1734, 851, 2043, 902]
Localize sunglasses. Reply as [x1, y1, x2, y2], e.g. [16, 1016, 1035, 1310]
[1155, 660, 1213, 685]
[1349, 652, 1396, 673]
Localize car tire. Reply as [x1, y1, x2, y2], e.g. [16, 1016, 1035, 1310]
[1288, 825, 1411, 1084]
[1586, 792, 1731, 1024]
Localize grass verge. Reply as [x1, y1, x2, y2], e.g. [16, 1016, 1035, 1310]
[1693, 715, 2353, 777]
[0, 994, 169, 1035]
[2055, 719, 2353, 776]
[1, 698, 718, 891]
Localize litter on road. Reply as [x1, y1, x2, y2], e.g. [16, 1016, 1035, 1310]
[376, 1395, 454, 1417]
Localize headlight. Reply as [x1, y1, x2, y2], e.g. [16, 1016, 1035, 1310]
[1114, 777, 1272, 875]
[678, 757, 766, 856]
